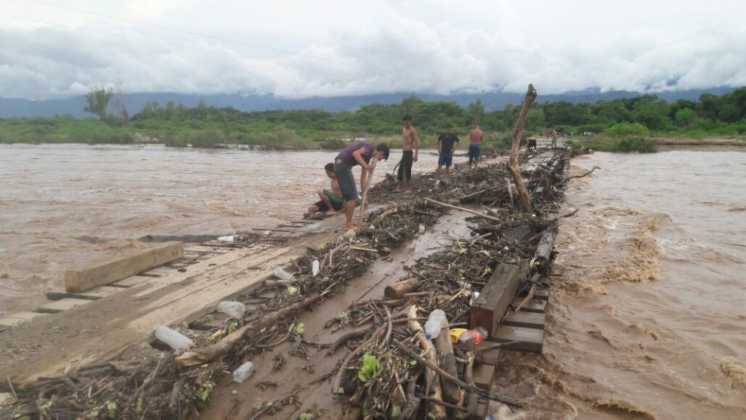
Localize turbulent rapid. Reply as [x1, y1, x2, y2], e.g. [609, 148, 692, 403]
[495, 149, 746, 419]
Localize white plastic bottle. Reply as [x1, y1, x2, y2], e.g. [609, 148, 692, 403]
[312, 259, 320, 277]
[154, 326, 194, 354]
[232, 361, 256, 383]
[216, 301, 246, 319]
[424, 309, 448, 340]
[273, 267, 295, 282]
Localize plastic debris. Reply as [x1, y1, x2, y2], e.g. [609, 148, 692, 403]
[216, 301, 246, 319]
[154, 326, 194, 354]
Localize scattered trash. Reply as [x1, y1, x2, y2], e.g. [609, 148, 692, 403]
[457, 327, 487, 348]
[312, 259, 320, 277]
[418, 224, 425, 234]
[232, 361, 256, 383]
[294, 322, 305, 336]
[357, 353, 380, 383]
[218, 235, 234, 243]
[154, 326, 194, 353]
[216, 301, 246, 319]
[424, 309, 447, 340]
[273, 267, 295, 282]
[287, 285, 299, 295]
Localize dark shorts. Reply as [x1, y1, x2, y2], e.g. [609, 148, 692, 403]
[468, 144, 481, 163]
[397, 150, 413, 182]
[438, 151, 453, 167]
[334, 159, 358, 201]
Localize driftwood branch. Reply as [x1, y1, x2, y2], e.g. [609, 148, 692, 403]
[394, 340, 523, 408]
[406, 305, 446, 419]
[509, 84, 537, 212]
[424, 198, 502, 223]
[564, 165, 600, 182]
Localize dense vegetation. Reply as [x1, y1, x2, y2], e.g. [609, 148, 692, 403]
[2, 87, 746, 151]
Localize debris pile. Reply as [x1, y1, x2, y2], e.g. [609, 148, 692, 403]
[2, 149, 569, 420]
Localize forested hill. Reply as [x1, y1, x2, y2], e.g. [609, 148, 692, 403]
[0, 87, 735, 118]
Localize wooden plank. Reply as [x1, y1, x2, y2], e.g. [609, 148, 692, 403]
[35, 298, 91, 314]
[470, 260, 529, 337]
[493, 326, 543, 353]
[473, 363, 495, 390]
[64, 242, 184, 292]
[0, 311, 46, 328]
[510, 297, 545, 313]
[503, 311, 545, 329]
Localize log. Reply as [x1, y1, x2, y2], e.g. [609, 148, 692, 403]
[64, 242, 183, 293]
[384, 278, 419, 299]
[470, 260, 529, 337]
[509, 84, 537, 212]
[533, 226, 557, 273]
[433, 318, 461, 404]
[406, 305, 446, 419]
[176, 294, 323, 367]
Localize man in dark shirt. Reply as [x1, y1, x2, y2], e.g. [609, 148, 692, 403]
[334, 142, 390, 230]
[437, 129, 460, 175]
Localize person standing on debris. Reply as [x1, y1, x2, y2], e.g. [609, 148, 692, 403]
[397, 115, 419, 191]
[334, 142, 390, 230]
[468, 124, 483, 168]
[437, 128, 459, 175]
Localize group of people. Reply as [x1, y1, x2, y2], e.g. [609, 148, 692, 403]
[305, 116, 485, 230]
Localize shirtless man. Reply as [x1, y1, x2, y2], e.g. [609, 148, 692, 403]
[397, 115, 419, 190]
[468, 124, 483, 168]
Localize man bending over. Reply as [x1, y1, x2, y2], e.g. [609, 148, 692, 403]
[334, 142, 390, 230]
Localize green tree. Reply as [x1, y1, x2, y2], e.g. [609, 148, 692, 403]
[84, 88, 113, 120]
[674, 108, 697, 127]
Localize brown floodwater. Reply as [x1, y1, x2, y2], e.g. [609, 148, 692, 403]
[0, 144, 439, 316]
[495, 149, 746, 419]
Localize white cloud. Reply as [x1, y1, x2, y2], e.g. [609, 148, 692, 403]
[1, 0, 746, 99]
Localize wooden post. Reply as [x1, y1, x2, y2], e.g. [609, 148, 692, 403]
[509, 84, 537, 212]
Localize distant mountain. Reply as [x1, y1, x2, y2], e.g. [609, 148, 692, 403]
[0, 87, 736, 118]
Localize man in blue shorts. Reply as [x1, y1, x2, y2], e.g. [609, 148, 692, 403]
[468, 124, 483, 168]
[437, 129, 459, 175]
[334, 142, 390, 230]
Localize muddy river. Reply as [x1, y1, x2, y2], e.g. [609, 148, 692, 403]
[0, 144, 439, 316]
[499, 149, 746, 419]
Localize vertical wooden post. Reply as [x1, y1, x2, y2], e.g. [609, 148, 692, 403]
[509, 84, 537, 212]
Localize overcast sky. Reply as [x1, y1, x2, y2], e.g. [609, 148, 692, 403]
[2, 0, 746, 99]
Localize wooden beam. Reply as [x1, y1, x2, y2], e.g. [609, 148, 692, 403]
[470, 260, 529, 337]
[502, 311, 545, 330]
[493, 326, 543, 353]
[64, 242, 184, 293]
[510, 297, 545, 313]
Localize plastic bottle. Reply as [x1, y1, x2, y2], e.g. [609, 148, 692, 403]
[154, 326, 194, 354]
[312, 259, 320, 277]
[232, 361, 256, 383]
[273, 267, 295, 282]
[218, 235, 234, 243]
[216, 301, 246, 319]
[424, 309, 447, 340]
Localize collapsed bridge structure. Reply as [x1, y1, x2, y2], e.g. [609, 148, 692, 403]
[1, 145, 570, 419]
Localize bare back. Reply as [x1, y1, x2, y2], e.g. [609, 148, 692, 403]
[469, 127, 483, 144]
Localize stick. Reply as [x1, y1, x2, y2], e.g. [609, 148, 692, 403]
[6, 376, 17, 399]
[564, 165, 599, 182]
[513, 285, 535, 313]
[394, 339, 523, 407]
[509, 84, 537, 212]
[406, 305, 446, 419]
[358, 160, 377, 222]
[424, 198, 502, 223]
